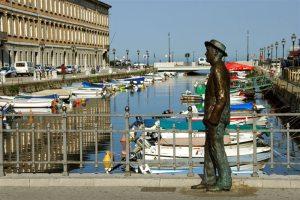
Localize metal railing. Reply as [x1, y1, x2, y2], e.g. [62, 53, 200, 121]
[0, 106, 299, 177]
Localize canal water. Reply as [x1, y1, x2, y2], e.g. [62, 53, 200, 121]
[4, 75, 300, 175]
[73, 75, 300, 175]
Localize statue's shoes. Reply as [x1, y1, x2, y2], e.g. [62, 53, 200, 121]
[206, 185, 230, 192]
[191, 183, 206, 190]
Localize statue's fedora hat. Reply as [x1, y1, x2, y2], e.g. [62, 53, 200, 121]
[205, 39, 228, 57]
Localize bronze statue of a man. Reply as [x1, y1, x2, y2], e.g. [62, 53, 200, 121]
[192, 39, 232, 191]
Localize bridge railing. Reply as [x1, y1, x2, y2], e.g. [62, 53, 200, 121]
[0, 106, 299, 177]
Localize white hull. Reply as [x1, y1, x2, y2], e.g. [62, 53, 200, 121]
[14, 108, 52, 113]
[159, 131, 255, 146]
[143, 144, 271, 164]
[13, 99, 53, 108]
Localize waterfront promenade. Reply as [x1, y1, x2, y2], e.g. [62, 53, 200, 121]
[0, 186, 299, 200]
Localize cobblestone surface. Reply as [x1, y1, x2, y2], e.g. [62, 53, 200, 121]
[0, 187, 299, 200]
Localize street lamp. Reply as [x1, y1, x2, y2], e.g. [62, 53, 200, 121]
[137, 50, 140, 66]
[126, 49, 129, 65]
[112, 48, 116, 68]
[275, 41, 279, 61]
[267, 46, 270, 60]
[40, 42, 45, 67]
[146, 50, 149, 67]
[263, 47, 266, 60]
[270, 44, 274, 61]
[281, 38, 286, 59]
[259, 48, 263, 62]
[291, 33, 297, 53]
[71, 45, 76, 66]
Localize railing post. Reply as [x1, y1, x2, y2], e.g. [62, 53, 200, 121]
[236, 125, 240, 171]
[62, 106, 68, 176]
[270, 123, 274, 169]
[156, 124, 161, 170]
[252, 107, 258, 177]
[31, 123, 35, 173]
[0, 106, 4, 176]
[287, 123, 290, 168]
[187, 106, 194, 177]
[172, 124, 176, 171]
[109, 124, 114, 168]
[124, 106, 131, 176]
[94, 123, 98, 172]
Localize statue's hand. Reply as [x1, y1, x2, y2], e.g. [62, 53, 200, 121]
[203, 118, 217, 128]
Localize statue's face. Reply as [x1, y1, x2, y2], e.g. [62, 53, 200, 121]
[205, 46, 215, 63]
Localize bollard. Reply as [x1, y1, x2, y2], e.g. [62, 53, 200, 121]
[0, 74, 5, 84]
[52, 70, 58, 79]
[187, 106, 194, 177]
[0, 106, 4, 176]
[124, 106, 130, 176]
[62, 106, 69, 176]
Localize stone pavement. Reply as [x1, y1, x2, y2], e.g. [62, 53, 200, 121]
[0, 187, 299, 200]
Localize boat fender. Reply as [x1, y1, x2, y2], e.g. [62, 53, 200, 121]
[103, 151, 113, 173]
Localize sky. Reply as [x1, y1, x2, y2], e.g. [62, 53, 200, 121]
[103, 0, 300, 63]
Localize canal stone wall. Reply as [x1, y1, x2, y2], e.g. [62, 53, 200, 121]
[256, 66, 300, 112]
[0, 68, 156, 96]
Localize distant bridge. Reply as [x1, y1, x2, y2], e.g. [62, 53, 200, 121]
[154, 62, 211, 72]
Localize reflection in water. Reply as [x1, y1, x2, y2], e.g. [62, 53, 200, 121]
[4, 98, 111, 173]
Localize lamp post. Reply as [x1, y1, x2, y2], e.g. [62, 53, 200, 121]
[146, 50, 149, 67]
[267, 46, 270, 60]
[126, 49, 129, 66]
[137, 50, 140, 66]
[291, 33, 297, 67]
[281, 38, 286, 59]
[112, 48, 116, 68]
[40, 43, 45, 67]
[270, 44, 274, 61]
[71, 45, 76, 66]
[275, 42, 278, 61]
[259, 48, 263, 62]
[263, 47, 266, 60]
[246, 30, 250, 61]
[291, 33, 297, 53]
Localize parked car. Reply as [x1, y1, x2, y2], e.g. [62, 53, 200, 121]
[14, 61, 35, 76]
[198, 57, 209, 65]
[56, 66, 62, 74]
[0, 66, 17, 77]
[66, 65, 75, 74]
[45, 66, 56, 72]
[35, 65, 46, 73]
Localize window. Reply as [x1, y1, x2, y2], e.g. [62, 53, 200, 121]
[24, 20, 28, 37]
[0, 15, 3, 32]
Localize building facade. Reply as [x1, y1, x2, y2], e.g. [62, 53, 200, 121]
[0, 0, 111, 70]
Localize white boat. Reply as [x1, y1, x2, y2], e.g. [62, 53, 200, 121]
[143, 144, 271, 164]
[12, 98, 54, 108]
[141, 164, 263, 175]
[14, 108, 53, 114]
[159, 131, 255, 146]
